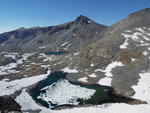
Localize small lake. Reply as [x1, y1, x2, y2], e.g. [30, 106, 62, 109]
[30, 72, 137, 109]
[44, 51, 69, 55]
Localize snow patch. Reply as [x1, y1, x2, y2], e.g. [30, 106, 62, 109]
[132, 72, 150, 103]
[94, 69, 102, 72]
[100, 61, 124, 77]
[135, 28, 145, 33]
[53, 103, 150, 113]
[88, 73, 97, 78]
[0, 53, 34, 75]
[61, 42, 68, 47]
[125, 30, 131, 33]
[143, 51, 148, 56]
[0, 70, 51, 96]
[15, 89, 51, 113]
[73, 34, 77, 36]
[120, 29, 150, 49]
[4, 52, 18, 59]
[90, 63, 94, 67]
[78, 77, 88, 82]
[120, 33, 130, 49]
[146, 33, 150, 36]
[131, 32, 150, 41]
[131, 58, 136, 62]
[98, 61, 124, 86]
[140, 43, 150, 46]
[131, 32, 141, 41]
[2, 78, 9, 81]
[42, 54, 54, 62]
[74, 52, 79, 56]
[88, 21, 91, 23]
[39, 46, 47, 49]
[66, 43, 71, 49]
[62, 67, 78, 73]
[41, 64, 50, 68]
[98, 77, 112, 86]
[53, 61, 63, 66]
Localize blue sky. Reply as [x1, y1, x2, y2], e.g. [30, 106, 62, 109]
[0, 0, 149, 33]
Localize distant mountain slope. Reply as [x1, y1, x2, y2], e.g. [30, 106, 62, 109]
[105, 8, 150, 35]
[0, 15, 107, 51]
[68, 8, 150, 96]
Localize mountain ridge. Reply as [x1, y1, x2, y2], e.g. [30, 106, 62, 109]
[0, 15, 107, 51]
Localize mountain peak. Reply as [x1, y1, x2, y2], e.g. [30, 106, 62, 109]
[75, 15, 92, 24]
[76, 15, 90, 20]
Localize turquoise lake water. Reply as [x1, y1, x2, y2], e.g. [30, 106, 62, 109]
[44, 51, 69, 55]
[31, 72, 114, 109]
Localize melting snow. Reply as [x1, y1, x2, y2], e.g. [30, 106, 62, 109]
[4, 52, 18, 59]
[98, 61, 124, 86]
[131, 58, 136, 62]
[88, 73, 97, 77]
[131, 32, 150, 41]
[94, 69, 102, 72]
[0, 70, 51, 96]
[39, 46, 47, 49]
[41, 53, 54, 62]
[78, 77, 88, 82]
[14, 71, 150, 113]
[2, 78, 9, 81]
[66, 43, 71, 49]
[90, 63, 94, 67]
[120, 33, 130, 49]
[53, 61, 63, 66]
[37, 79, 95, 108]
[131, 32, 141, 41]
[61, 42, 68, 47]
[146, 33, 150, 36]
[63, 43, 71, 50]
[74, 52, 79, 56]
[98, 77, 112, 86]
[120, 28, 150, 49]
[15, 89, 51, 113]
[135, 28, 145, 33]
[125, 30, 131, 33]
[0, 53, 34, 75]
[132, 72, 150, 103]
[143, 51, 148, 56]
[88, 21, 91, 23]
[140, 43, 150, 46]
[100, 61, 124, 77]
[73, 34, 77, 36]
[53, 103, 150, 113]
[62, 67, 78, 73]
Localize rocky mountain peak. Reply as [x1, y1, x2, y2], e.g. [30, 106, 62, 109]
[75, 15, 92, 24]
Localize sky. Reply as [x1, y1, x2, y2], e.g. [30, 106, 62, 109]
[0, 0, 150, 33]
